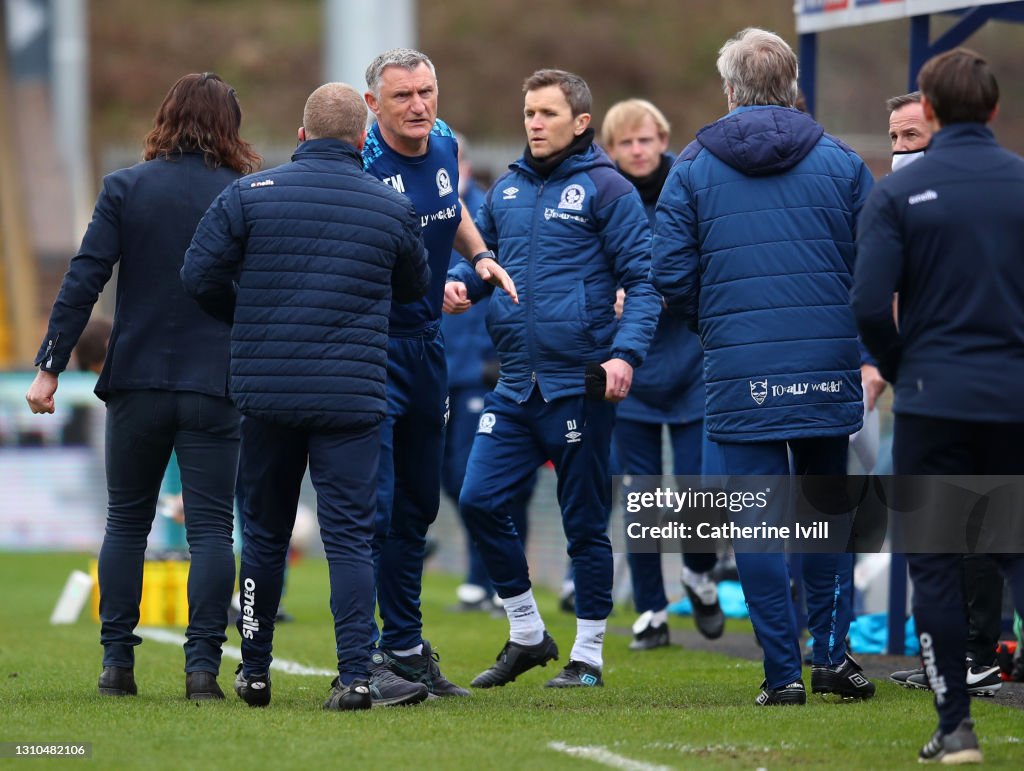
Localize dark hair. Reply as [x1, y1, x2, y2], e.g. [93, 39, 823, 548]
[523, 69, 592, 116]
[917, 48, 998, 125]
[885, 91, 921, 113]
[73, 315, 112, 372]
[143, 73, 261, 174]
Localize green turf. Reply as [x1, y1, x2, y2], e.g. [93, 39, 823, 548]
[1, 553, 1020, 769]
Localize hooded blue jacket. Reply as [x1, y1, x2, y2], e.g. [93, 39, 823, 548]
[182, 138, 429, 431]
[653, 106, 872, 443]
[449, 144, 659, 403]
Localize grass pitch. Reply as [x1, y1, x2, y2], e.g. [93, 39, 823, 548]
[1, 552, 1021, 769]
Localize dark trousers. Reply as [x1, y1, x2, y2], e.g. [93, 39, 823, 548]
[460, 390, 616, 620]
[706, 435, 854, 689]
[443, 385, 534, 594]
[100, 390, 238, 674]
[615, 418, 715, 614]
[237, 415, 379, 683]
[894, 413, 1024, 733]
[374, 331, 448, 651]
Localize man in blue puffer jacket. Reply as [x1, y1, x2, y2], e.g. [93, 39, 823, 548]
[652, 28, 875, 706]
[181, 83, 429, 712]
[446, 69, 660, 689]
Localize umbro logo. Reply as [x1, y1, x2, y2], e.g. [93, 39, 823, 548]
[502, 186, 519, 200]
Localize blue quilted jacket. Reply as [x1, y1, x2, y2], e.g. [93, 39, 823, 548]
[449, 144, 660, 402]
[182, 138, 429, 430]
[652, 106, 872, 443]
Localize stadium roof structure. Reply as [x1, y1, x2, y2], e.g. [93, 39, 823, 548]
[795, 0, 1024, 116]
[795, 1, 1024, 653]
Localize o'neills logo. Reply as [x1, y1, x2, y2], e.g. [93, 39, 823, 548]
[241, 577, 259, 640]
[920, 632, 948, 705]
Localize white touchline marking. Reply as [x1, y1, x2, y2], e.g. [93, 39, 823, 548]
[548, 742, 673, 771]
[137, 627, 336, 677]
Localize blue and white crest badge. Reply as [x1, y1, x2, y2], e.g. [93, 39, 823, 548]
[750, 379, 767, 406]
[436, 167, 454, 197]
[558, 184, 585, 211]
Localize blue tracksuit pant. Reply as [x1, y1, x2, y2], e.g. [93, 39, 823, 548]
[704, 435, 854, 690]
[894, 413, 1024, 734]
[374, 329, 448, 651]
[443, 385, 535, 594]
[236, 415, 379, 684]
[615, 418, 715, 614]
[460, 389, 616, 620]
[100, 390, 238, 674]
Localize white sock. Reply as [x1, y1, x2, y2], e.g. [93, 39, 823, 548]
[633, 608, 668, 634]
[503, 588, 545, 646]
[570, 618, 607, 669]
[390, 644, 423, 657]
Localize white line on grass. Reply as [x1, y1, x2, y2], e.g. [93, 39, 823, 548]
[548, 742, 673, 771]
[137, 627, 335, 677]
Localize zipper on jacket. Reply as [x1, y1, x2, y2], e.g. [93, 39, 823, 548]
[527, 181, 544, 397]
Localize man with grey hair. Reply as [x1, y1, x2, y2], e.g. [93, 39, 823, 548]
[888, 91, 931, 168]
[652, 28, 876, 705]
[182, 81, 430, 711]
[361, 47, 517, 706]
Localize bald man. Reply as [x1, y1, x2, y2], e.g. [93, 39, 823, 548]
[183, 82, 430, 712]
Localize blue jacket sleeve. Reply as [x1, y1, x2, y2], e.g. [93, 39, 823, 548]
[852, 183, 903, 382]
[181, 183, 246, 324]
[651, 160, 701, 330]
[35, 174, 123, 372]
[393, 204, 431, 304]
[596, 187, 659, 368]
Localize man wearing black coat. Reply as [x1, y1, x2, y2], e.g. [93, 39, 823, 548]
[854, 48, 1024, 763]
[182, 82, 430, 712]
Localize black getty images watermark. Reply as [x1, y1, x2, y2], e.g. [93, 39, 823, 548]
[614, 475, 1024, 555]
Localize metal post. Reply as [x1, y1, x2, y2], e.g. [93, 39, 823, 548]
[798, 32, 817, 117]
[51, 0, 90, 235]
[324, 0, 416, 89]
[908, 15, 931, 92]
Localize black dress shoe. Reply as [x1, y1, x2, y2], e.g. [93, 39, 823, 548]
[98, 666, 137, 696]
[185, 671, 225, 701]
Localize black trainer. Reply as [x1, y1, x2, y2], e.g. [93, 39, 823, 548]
[384, 640, 469, 697]
[889, 665, 925, 688]
[629, 611, 671, 651]
[811, 653, 876, 699]
[755, 679, 806, 706]
[98, 666, 137, 697]
[185, 671, 224, 701]
[918, 718, 983, 764]
[368, 652, 429, 706]
[323, 677, 372, 711]
[471, 632, 559, 688]
[897, 660, 1002, 697]
[683, 572, 725, 640]
[545, 660, 603, 688]
[964, 657, 1002, 697]
[233, 663, 271, 707]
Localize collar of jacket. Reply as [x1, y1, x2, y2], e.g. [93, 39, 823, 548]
[927, 122, 996, 152]
[511, 142, 615, 182]
[291, 138, 363, 165]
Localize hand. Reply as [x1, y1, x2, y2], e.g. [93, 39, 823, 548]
[26, 370, 59, 414]
[602, 358, 634, 403]
[613, 288, 625, 320]
[474, 258, 519, 304]
[861, 363, 888, 411]
[443, 282, 472, 314]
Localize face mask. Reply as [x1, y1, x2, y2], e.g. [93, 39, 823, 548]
[891, 149, 925, 172]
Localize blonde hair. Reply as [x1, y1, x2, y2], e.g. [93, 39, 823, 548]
[302, 83, 368, 143]
[600, 99, 670, 147]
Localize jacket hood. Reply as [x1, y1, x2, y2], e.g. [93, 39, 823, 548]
[696, 105, 824, 177]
